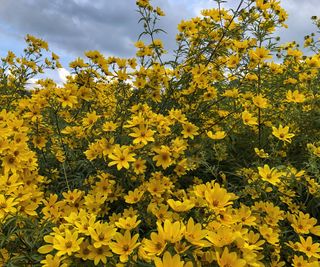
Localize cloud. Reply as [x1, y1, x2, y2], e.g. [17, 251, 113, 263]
[276, 0, 320, 45]
[0, 0, 194, 60]
[0, 0, 318, 65]
[57, 68, 71, 84]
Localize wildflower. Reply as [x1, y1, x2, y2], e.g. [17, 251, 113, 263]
[253, 94, 268, 109]
[292, 255, 310, 267]
[185, 218, 209, 247]
[53, 230, 84, 256]
[147, 179, 166, 197]
[109, 230, 140, 262]
[297, 236, 320, 258]
[129, 125, 155, 145]
[289, 212, 320, 235]
[124, 189, 144, 204]
[249, 47, 272, 63]
[258, 165, 282, 185]
[32, 135, 47, 149]
[89, 223, 117, 248]
[40, 254, 68, 267]
[82, 111, 100, 128]
[150, 204, 173, 222]
[154, 251, 191, 267]
[272, 124, 295, 143]
[181, 122, 199, 139]
[167, 199, 194, 212]
[152, 146, 172, 169]
[286, 90, 306, 103]
[142, 232, 166, 256]
[238, 231, 265, 251]
[115, 215, 141, 230]
[206, 226, 238, 247]
[56, 88, 77, 108]
[204, 183, 236, 214]
[108, 145, 136, 170]
[0, 194, 18, 219]
[75, 240, 91, 260]
[222, 88, 240, 98]
[207, 130, 226, 140]
[254, 148, 269, 158]
[216, 247, 246, 267]
[102, 121, 118, 132]
[259, 225, 279, 245]
[242, 110, 258, 126]
[235, 204, 256, 226]
[157, 220, 185, 243]
[88, 244, 113, 266]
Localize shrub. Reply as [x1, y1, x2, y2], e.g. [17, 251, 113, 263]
[0, 0, 320, 266]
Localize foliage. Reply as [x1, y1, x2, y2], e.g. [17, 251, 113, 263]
[0, 0, 320, 266]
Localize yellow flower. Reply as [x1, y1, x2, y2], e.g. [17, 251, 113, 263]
[258, 165, 282, 185]
[74, 214, 97, 235]
[234, 204, 256, 226]
[242, 110, 258, 126]
[152, 145, 172, 169]
[32, 135, 47, 149]
[88, 244, 113, 265]
[207, 130, 226, 140]
[129, 125, 155, 145]
[249, 47, 272, 63]
[108, 145, 136, 170]
[185, 218, 209, 247]
[56, 88, 78, 108]
[254, 148, 269, 158]
[207, 226, 239, 247]
[82, 111, 100, 128]
[0, 194, 18, 219]
[40, 254, 68, 267]
[132, 157, 147, 174]
[154, 251, 191, 267]
[286, 90, 306, 103]
[157, 219, 185, 243]
[150, 204, 173, 222]
[115, 215, 141, 230]
[109, 230, 140, 262]
[147, 179, 166, 197]
[252, 94, 268, 109]
[272, 124, 295, 143]
[102, 121, 118, 132]
[204, 183, 236, 214]
[142, 232, 166, 256]
[259, 224, 279, 245]
[181, 122, 199, 139]
[237, 230, 265, 251]
[89, 222, 117, 248]
[222, 88, 240, 98]
[53, 230, 84, 256]
[167, 199, 194, 212]
[292, 255, 310, 267]
[289, 212, 320, 235]
[297, 236, 320, 258]
[124, 189, 144, 204]
[307, 143, 320, 157]
[216, 247, 246, 267]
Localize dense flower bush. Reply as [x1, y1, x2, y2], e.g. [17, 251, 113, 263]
[0, 0, 320, 266]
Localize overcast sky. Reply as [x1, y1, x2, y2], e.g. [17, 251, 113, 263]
[0, 0, 319, 83]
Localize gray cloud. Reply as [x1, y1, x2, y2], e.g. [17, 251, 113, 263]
[0, 0, 193, 59]
[276, 0, 320, 46]
[0, 0, 318, 63]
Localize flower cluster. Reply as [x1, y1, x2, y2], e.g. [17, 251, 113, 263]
[0, 0, 320, 266]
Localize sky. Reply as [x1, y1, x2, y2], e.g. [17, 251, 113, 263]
[0, 0, 319, 83]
